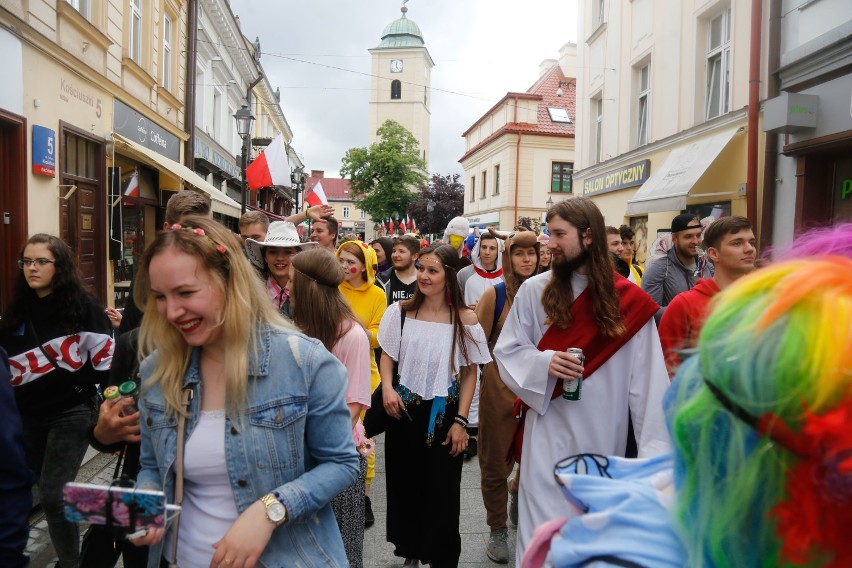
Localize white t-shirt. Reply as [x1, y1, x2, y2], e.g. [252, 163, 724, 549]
[165, 410, 239, 567]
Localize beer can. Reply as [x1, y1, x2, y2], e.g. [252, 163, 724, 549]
[562, 348, 585, 401]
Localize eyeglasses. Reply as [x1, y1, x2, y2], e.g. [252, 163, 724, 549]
[18, 258, 56, 269]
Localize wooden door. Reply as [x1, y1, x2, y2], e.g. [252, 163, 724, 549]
[59, 124, 106, 303]
[0, 110, 28, 312]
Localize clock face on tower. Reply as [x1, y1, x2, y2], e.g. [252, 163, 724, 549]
[390, 59, 403, 73]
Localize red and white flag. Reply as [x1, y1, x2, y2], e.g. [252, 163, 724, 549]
[246, 134, 291, 191]
[305, 180, 328, 207]
[123, 172, 139, 197]
[388, 219, 395, 236]
[398, 219, 406, 233]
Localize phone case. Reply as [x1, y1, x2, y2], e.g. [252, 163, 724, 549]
[64, 482, 167, 530]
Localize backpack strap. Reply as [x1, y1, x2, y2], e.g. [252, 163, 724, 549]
[490, 282, 507, 342]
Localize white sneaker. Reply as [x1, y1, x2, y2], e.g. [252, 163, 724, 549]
[487, 527, 510, 564]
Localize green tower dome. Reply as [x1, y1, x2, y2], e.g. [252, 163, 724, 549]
[376, 6, 424, 48]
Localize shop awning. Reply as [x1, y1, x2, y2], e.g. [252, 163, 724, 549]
[113, 133, 242, 218]
[625, 127, 742, 215]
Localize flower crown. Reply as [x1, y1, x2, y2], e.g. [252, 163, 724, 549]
[169, 223, 228, 255]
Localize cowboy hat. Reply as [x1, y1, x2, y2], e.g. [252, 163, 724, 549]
[245, 221, 315, 268]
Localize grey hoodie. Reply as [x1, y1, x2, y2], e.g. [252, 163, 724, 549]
[641, 246, 713, 323]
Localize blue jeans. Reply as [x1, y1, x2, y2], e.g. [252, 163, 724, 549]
[22, 400, 97, 568]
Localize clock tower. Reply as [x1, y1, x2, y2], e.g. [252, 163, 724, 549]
[368, 2, 434, 167]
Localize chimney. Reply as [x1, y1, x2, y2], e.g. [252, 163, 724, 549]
[311, 170, 324, 179]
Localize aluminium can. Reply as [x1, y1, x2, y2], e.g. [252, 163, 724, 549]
[562, 348, 585, 401]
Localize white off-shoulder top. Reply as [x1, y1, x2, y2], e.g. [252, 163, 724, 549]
[377, 301, 492, 400]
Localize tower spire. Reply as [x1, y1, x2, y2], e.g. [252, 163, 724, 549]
[401, 0, 408, 17]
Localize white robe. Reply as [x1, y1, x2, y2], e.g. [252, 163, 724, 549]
[492, 271, 671, 564]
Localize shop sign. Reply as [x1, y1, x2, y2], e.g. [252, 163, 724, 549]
[32, 125, 56, 177]
[194, 138, 240, 178]
[467, 211, 499, 226]
[764, 92, 819, 133]
[113, 100, 180, 161]
[583, 159, 651, 196]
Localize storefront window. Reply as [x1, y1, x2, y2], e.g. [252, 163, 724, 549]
[833, 158, 852, 222]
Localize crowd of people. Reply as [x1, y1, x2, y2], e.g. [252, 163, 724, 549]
[1, 188, 851, 568]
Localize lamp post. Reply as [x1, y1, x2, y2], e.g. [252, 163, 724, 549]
[546, 196, 554, 209]
[234, 104, 255, 214]
[556, 79, 575, 98]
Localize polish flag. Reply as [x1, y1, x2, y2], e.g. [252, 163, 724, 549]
[246, 135, 291, 191]
[398, 219, 406, 233]
[388, 219, 395, 236]
[305, 180, 328, 207]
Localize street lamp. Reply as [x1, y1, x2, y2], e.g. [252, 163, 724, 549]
[556, 79, 575, 98]
[234, 104, 255, 214]
[546, 196, 554, 209]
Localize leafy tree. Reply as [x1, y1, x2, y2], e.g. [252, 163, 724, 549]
[408, 173, 464, 235]
[340, 120, 428, 222]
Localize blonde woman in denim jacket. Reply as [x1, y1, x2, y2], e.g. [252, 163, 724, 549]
[130, 217, 358, 568]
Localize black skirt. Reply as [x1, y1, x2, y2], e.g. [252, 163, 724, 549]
[384, 396, 464, 568]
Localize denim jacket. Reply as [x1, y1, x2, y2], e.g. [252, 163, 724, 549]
[136, 324, 359, 567]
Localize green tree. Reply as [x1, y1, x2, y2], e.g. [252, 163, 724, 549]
[340, 120, 428, 222]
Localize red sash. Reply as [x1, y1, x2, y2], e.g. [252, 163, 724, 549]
[507, 274, 659, 463]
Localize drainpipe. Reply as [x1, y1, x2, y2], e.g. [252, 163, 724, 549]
[760, 0, 781, 253]
[512, 95, 521, 223]
[746, 0, 763, 227]
[184, 0, 198, 170]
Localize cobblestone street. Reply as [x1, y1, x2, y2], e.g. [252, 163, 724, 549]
[27, 436, 517, 567]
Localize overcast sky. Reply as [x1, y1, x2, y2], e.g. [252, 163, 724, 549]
[231, 0, 578, 179]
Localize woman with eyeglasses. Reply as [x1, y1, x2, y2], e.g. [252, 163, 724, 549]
[0, 234, 113, 568]
[376, 243, 491, 567]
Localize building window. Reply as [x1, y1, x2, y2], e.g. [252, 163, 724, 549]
[162, 13, 173, 90]
[129, 0, 142, 64]
[593, 97, 603, 164]
[637, 64, 650, 146]
[360, 209, 365, 219]
[343, 206, 350, 219]
[212, 88, 222, 139]
[67, 0, 91, 19]
[551, 162, 573, 193]
[494, 164, 500, 195]
[705, 8, 731, 120]
[595, 0, 605, 26]
[391, 80, 401, 100]
[481, 170, 487, 198]
[470, 176, 476, 202]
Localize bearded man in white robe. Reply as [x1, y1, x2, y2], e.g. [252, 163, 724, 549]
[493, 197, 671, 564]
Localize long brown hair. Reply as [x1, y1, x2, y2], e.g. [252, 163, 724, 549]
[1, 234, 93, 335]
[543, 198, 625, 337]
[401, 243, 473, 372]
[290, 248, 362, 351]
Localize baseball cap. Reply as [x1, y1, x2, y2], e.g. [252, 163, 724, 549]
[671, 214, 701, 234]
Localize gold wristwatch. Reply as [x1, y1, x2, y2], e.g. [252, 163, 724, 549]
[260, 493, 288, 526]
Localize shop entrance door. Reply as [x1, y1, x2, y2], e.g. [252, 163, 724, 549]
[0, 109, 28, 312]
[59, 124, 106, 303]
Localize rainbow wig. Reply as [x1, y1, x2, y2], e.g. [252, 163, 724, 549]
[665, 256, 852, 568]
[768, 223, 852, 261]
